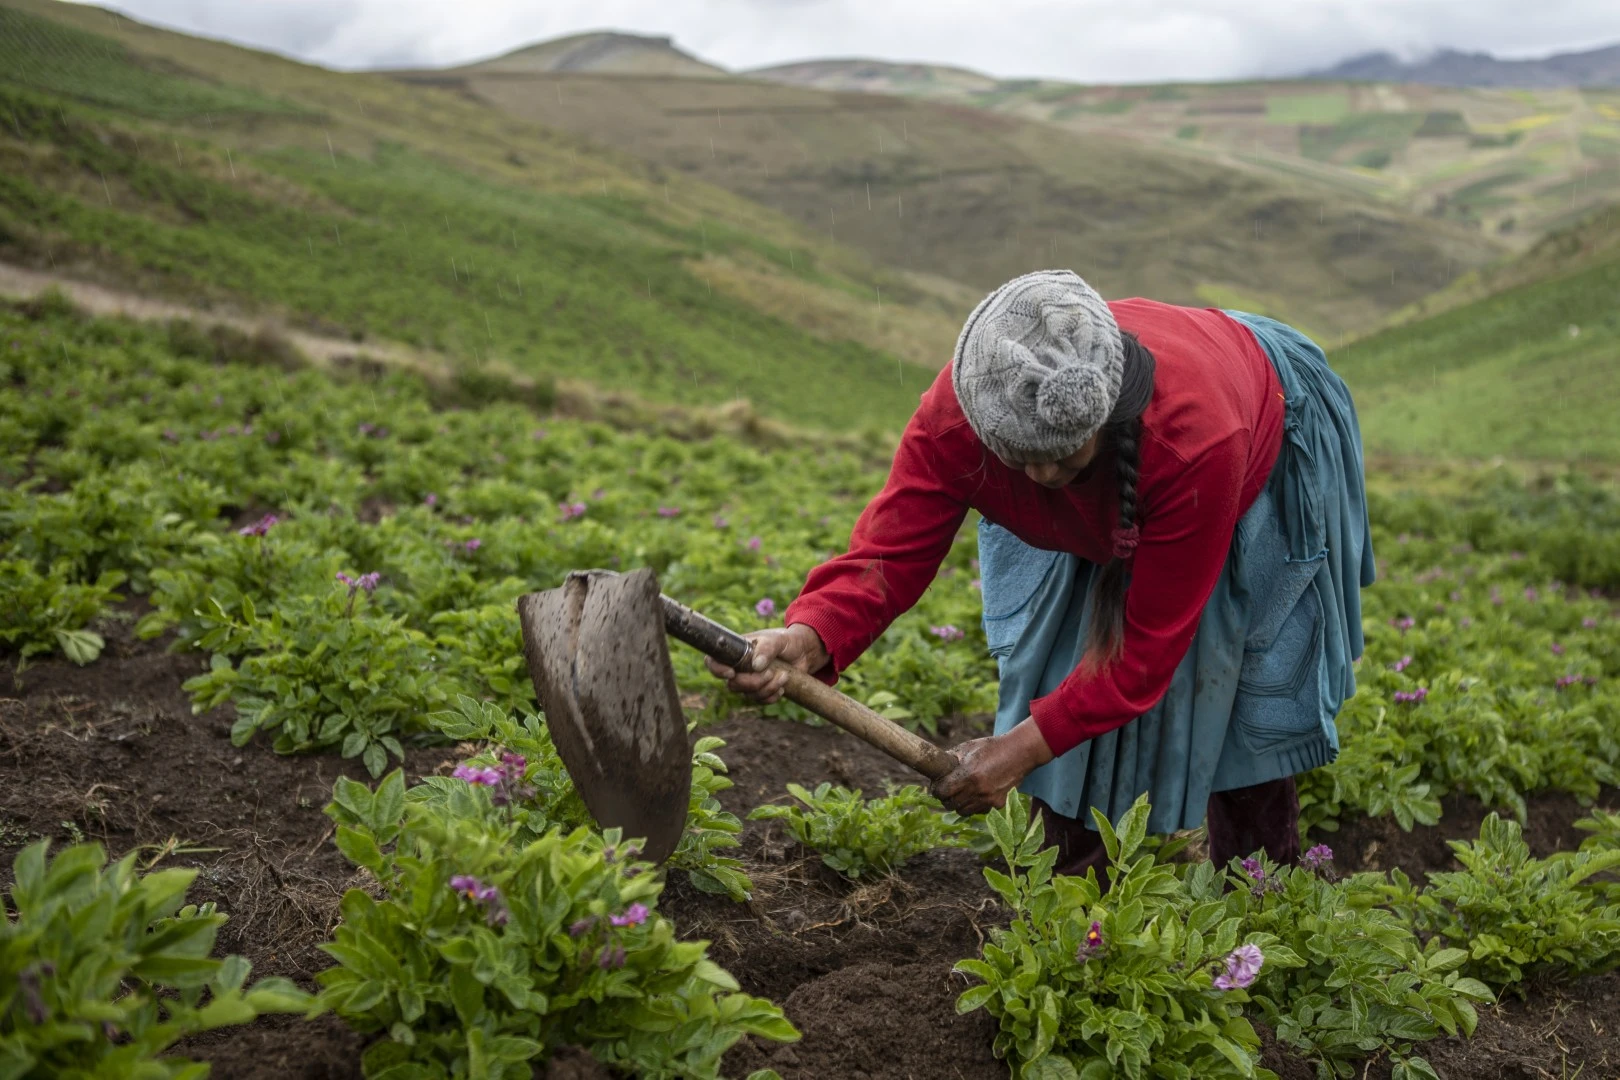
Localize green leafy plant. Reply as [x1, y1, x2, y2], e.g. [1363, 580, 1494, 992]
[0, 840, 313, 1078]
[748, 781, 977, 879]
[1390, 813, 1620, 991]
[0, 559, 124, 666]
[425, 696, 754, 901]
[181, 589, 461, 775]
[317, 770, 797, 1079]
[1215, 852, 1492, 1079]
[954, 792, 1273, 1079]
[1575, 808, 1620, 901]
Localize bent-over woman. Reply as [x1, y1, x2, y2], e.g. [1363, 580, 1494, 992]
[709, 270, 1374, 877]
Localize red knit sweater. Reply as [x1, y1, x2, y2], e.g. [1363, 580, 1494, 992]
[784, 299, 1287, 757]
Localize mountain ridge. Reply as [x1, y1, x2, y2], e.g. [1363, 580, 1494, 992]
[1308, 41, 1620, 88]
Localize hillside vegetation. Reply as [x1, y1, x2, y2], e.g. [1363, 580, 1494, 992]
[399, 64, 1502, 340]
[1333, 204, 1620, 461]
[0, 0, 960, 432]
[752, 62, 1620, 251]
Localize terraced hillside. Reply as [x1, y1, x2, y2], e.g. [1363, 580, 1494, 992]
[752, 61, 1620, 250]
[394, 61, 1502, 341]
[0, 0, 962, 431]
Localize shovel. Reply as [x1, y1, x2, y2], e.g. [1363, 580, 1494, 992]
[516, 567, 958, 862]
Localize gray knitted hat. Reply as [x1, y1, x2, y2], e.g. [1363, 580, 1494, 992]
[951, 270, 1124, 463]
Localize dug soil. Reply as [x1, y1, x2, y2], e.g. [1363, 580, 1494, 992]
[3, 616, 1617, 1079]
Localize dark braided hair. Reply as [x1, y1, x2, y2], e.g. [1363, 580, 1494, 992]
[1079, 330, 1155, 673]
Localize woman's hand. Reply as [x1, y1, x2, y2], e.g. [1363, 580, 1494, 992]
[704, 623, 830, 704]
[931, 718, 1055, 816]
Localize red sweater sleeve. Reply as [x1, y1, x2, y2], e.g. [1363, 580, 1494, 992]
[783, 409, 968, 682]
[1029, 433, 1249, 757]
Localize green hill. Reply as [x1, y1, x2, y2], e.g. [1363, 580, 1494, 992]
[747, 65, 1620, 253]
[1332, 205, 1620, 461]
[0, 0, 963, 432]
[396, 63, 1502, 341]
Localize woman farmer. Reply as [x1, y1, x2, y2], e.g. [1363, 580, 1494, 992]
[707, 271, 1374, 877]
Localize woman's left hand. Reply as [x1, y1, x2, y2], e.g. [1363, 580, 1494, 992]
[931, 718, 1055, 816]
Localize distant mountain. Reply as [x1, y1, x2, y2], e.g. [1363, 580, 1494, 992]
[746, 58, 998, 96]
[460, 31, 725, 77]
[1309, 42, 1620, 88]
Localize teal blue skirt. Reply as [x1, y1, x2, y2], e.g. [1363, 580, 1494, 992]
[979, 311, 1375, 834]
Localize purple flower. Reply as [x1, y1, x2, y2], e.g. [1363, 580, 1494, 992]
[161, 429, 179, 442]
[931, 624, 964, 642]
[1450, 590, 1463, 602]
[746, 536, 762, 552]
[337, 571, 381, 595]
[1241, 858, 1265, 883]
[463, 538, 482, 553]
[1076, 919, 1105, 962]
[1392, 655, 1413, 673]
[424, 493, 438, 507]
[755, 597, 776, 619]
[591, 488, 604, 500]
[1391, 616, 1415, 633]
[1460, 617, 1473, 628]
[560, 501, 587, 522]
[598, 944, 627, 969]
[532, 428, 548, 440]
[712, 515, 729, 529]
[1584, 617, 1599, 629]
[656, 506, 681, 518]
[1393, 687, 1429, 705]
[1301, 844, 1334, 872]
[238, 514, 279, 537]
[453, 763, 503, 786]
[970, 578, 982, 590]
[569, 918, 596, 937]
[1557, 674, 1581, 689]
[610, 903, 649, 927]
[1213, 944, 1264, 990]
[1524, 587, 1539, 602]
[450, 875, 498, 903]
[1551, 642, 1565, 655]
[500, 752, 526, 773]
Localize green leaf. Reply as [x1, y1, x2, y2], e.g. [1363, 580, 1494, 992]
[1022, 1056, 1081, 1080]
[54, 628, 105, 666]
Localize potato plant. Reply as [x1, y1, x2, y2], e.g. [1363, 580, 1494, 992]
[0, 840, 312, 1078]
[318, 770, 795, 1079]
[748, 782, 977, 879]
[424, 696, 754, 901]
[1379, 814, 1620, 992]
[955, 792, 1275, 1079]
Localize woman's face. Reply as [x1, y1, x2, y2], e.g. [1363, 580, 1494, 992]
[1001, 431, 1103, 489]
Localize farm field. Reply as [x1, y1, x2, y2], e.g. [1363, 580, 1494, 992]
[4, 295, 1620, 1079]
[752, 61, 1620, 251]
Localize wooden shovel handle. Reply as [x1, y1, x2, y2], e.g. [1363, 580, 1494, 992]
[659, 592, 957, 782]
[770, 660, 959, 782]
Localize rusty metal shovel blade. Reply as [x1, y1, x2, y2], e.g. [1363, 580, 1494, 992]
[516, 567, 691, 863]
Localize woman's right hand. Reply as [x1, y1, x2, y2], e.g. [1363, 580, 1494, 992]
[704, 623, 830, 704]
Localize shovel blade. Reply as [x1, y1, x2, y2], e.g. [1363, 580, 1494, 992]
[517, 568, 691, 863]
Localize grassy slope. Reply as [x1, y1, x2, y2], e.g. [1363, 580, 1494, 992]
[1332, 205, 1620, 461]
[0, 0, 956, 432]
[747, 66, 1620, 253]
[409, 66, 1502, 340]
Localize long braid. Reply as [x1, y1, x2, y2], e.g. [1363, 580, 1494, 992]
[1080, 332, 1152, 672]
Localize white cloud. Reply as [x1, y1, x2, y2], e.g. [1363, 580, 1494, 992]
[84, 0, 1620, 82]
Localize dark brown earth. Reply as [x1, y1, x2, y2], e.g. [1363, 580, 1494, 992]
[3, 612, 1618, 1079]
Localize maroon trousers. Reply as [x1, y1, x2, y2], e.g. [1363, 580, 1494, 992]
[1034, 777, 1300, 884]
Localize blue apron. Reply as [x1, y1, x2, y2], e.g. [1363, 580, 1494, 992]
[980, 311, 1375, 834]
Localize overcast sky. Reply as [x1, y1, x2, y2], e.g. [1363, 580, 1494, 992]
[79, 0, 1620, 83]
